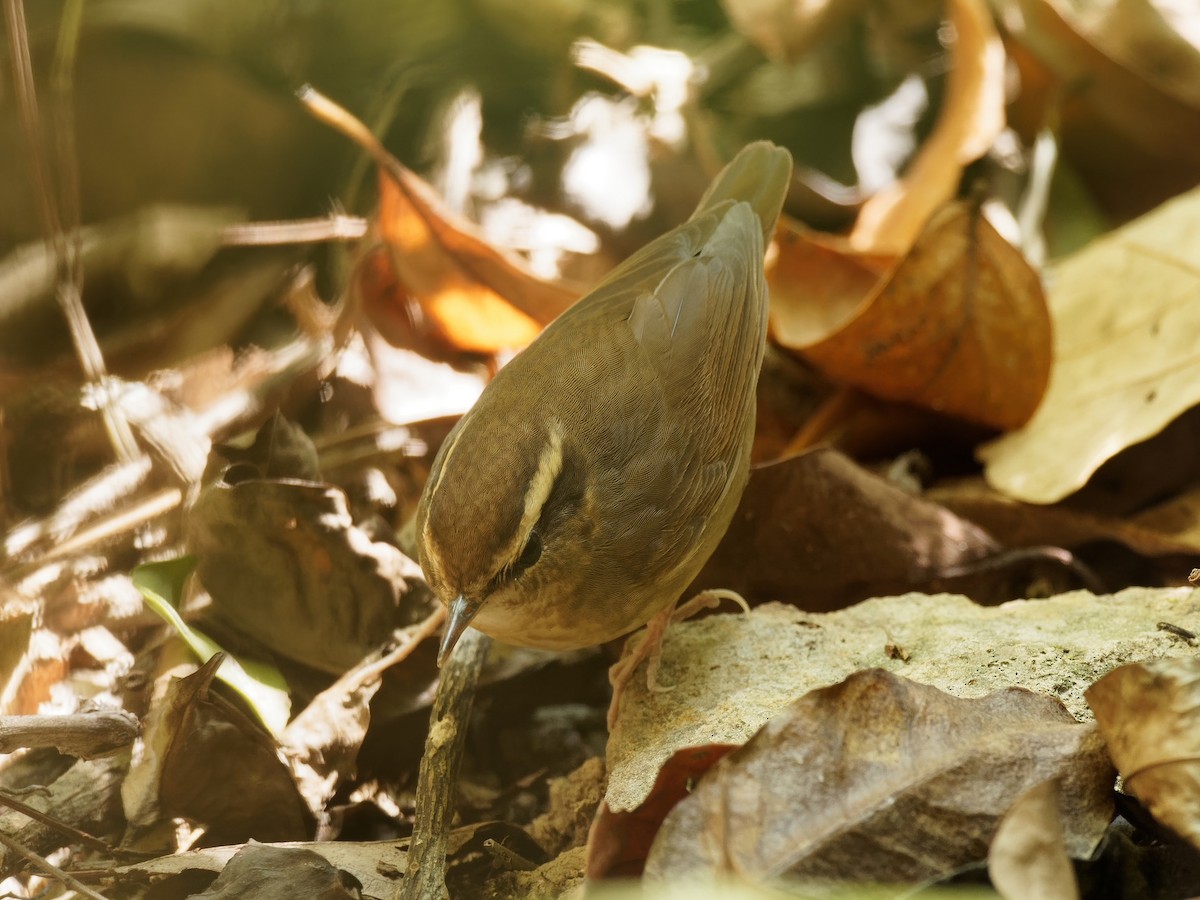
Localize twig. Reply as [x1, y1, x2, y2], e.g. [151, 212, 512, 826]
[2, 0, 141, 465]
[0, 828, 111, 900]
[396, 627, 490, 900]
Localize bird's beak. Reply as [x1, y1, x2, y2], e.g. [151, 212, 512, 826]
[437, 595, 482, 666]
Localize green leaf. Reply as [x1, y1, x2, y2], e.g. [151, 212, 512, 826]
[133, 556, 291, 736]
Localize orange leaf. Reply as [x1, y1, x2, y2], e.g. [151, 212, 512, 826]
[772, 200, 1051, 430]
[298, 87, 579, 355]
[849, 0, 1006, 255]
[375, 171, 578, 354]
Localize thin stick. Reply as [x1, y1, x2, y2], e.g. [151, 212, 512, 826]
[2, 0, 141, 465]
[396, 627, 490, 900]
[0, 828, 112, 900]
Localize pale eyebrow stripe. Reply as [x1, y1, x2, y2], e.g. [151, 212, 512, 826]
[489, 418, 564, 576]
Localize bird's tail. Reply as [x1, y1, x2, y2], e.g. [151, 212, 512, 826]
[690, 141, 793, 245]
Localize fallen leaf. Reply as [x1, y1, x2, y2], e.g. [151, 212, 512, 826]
[691, 448, 1000, 610]
[122, 654, 313, 847]
[776, 199, 1051, 430]
[928, 475, 1200, 558]
[988, 780, 1081, 900]
[1000, 0, 1200, 218]
[1086, 656, 1200, 851]
[187, 474, 425, 674]
[300, 88, 578, 355]
[980, 185, 1200, 503]
[849, 0, 1006, 255]
[188, 843, 359, 899]
[587, 745, 737, 880]
[643, 670, 1113, 884]
[604, 588, 1195, 814]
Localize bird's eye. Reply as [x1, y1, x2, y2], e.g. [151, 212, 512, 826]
[511, 530, 543, 578]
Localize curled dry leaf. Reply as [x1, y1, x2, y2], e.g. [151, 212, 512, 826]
[980, 185, 1200, 503]
[848, 0, 1006, 256]
[771, 201, 1052, 430]
[988, 779, 1080, 900]
[1002, 0, 1200, 216]
[644, 670, 1113, 885]
[368, 169, 578, 354]
[1086, 656, 1200, 850]
[301, 86, 578, 355]
[122, 653, 313, 846]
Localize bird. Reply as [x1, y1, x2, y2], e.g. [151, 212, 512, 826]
[416, 141, 792, 717]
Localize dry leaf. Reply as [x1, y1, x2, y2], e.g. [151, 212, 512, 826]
[692, 448, 999, 610]
[122, 653, 313, 846]
[848, 0, 1006, 255]
[301, 87, 579, 355]
[980, 185, 1200, 503]
[929, 476, 1200, 558]
[372, 170, 577, 353]
[988, 780, 1081, 900]
[1086, 656, 1200, 850]
[587, 745, 737, 880]
[188, 844, 359, 899]
[773, 200, 1052, 430]
[187, 476, 423, 674]
[644, 670, 1113, 884]
[1001, 0, 1200, 191]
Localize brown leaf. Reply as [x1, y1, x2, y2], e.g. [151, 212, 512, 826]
[929, 476, 1200, 558]
[644, 669, 1114, 884]
[187, 475, 425, 674]
[776, 199, 1051, 431]
[692, 448, 999, 611]
[849, 0, 1006, 255]
[587, 745, 737, 880]
[300, 86, 579, 355]
[1086, 656, 1200, 850]
[373, 170, 578, 354]
[1002, 0, 1200, 219]
[125, 654, 313, 846]
[988, 780, 1081, 900]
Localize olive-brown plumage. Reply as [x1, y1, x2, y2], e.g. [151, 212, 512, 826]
[417, 142, 793, 662]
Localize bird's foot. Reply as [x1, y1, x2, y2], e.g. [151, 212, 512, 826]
[606, 589, 751, 730]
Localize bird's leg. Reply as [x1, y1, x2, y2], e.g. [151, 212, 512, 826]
[607, 589, 750, 729]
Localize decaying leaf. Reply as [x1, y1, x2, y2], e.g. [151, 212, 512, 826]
[848, 0, 1006, 256]
[773, 199, 1051, 430]
[988, 779, 1080, 900]
[188, 843, 360, 899]
[980, 185, 1200, 503]
[122, 653, 313, 847]
[643, 670, 1113, 884]
[187, 476, 424, 674]
[693, 448, 999, 610]
[1086, 656, 1200, 850]
[929, 475, 1200, 559]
